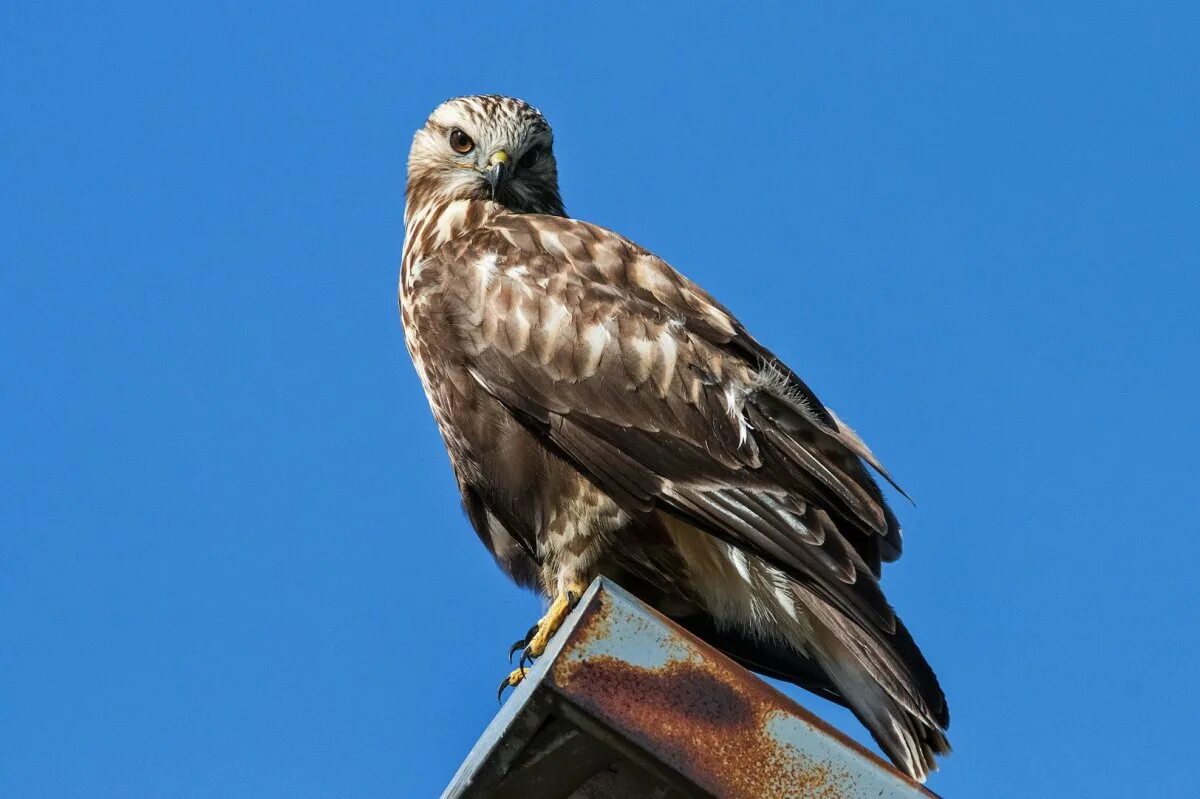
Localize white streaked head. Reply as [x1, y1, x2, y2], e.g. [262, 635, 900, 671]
[406, 95, 565, 218]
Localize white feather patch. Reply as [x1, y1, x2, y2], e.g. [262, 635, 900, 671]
[625, 336, 654, 382]
[505, 304, 531, 352]
[536, 299, 571, 364]
[538, 228, 565, 257]
[653, 328, 679, 390]
[578, 323, 610, 377]
[727, 545, 752, 583]
[474, 252, 500, 286]
[767, 567, 799, 621]
[722, 384, 753, 447]
[404, 258, 429, 291]
[434, 200, 468, 245]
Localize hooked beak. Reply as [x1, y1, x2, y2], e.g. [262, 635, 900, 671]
[483, 150, 509, 197]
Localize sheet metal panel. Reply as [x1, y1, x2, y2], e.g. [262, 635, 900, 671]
[443, 578, 940, 799]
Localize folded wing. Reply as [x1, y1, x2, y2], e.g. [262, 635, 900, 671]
[425, 213, 909, 635]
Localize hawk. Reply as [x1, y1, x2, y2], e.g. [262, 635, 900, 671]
[399, 95, 950, 781]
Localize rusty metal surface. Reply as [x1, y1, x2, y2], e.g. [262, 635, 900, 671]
[443, 578, 940, 799]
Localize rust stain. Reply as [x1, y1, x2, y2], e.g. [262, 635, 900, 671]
[567, 589, 614, 646]
[554, 653, 855, 799]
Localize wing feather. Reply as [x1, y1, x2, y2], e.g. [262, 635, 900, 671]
[434, 213, 908, 632]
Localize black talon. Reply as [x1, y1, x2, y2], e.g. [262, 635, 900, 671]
[519, 647, 534, 671]
[497, 667, 526, 703]
[508, 623, 540, 662]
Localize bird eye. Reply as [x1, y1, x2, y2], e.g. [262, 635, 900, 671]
[518, 146, 542, 170]
[448, 129, 474, 154]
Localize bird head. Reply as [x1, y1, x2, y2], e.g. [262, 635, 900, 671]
[406, 95, 565, 217]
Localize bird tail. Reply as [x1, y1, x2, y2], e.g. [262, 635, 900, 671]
[806, 610, 951, 783]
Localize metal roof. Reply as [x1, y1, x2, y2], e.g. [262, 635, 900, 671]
[443, 577, 940, 799]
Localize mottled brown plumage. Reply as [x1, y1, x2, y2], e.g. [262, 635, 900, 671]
[399, 95, 950, 781]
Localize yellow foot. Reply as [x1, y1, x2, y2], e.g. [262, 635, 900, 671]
[497, 666, 529, 700]
[497, 586, 584, 700]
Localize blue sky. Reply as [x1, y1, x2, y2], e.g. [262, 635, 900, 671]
[2, 3, 1197, 796]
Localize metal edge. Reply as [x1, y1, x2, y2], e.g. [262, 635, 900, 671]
[439, 579, 608, 798]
